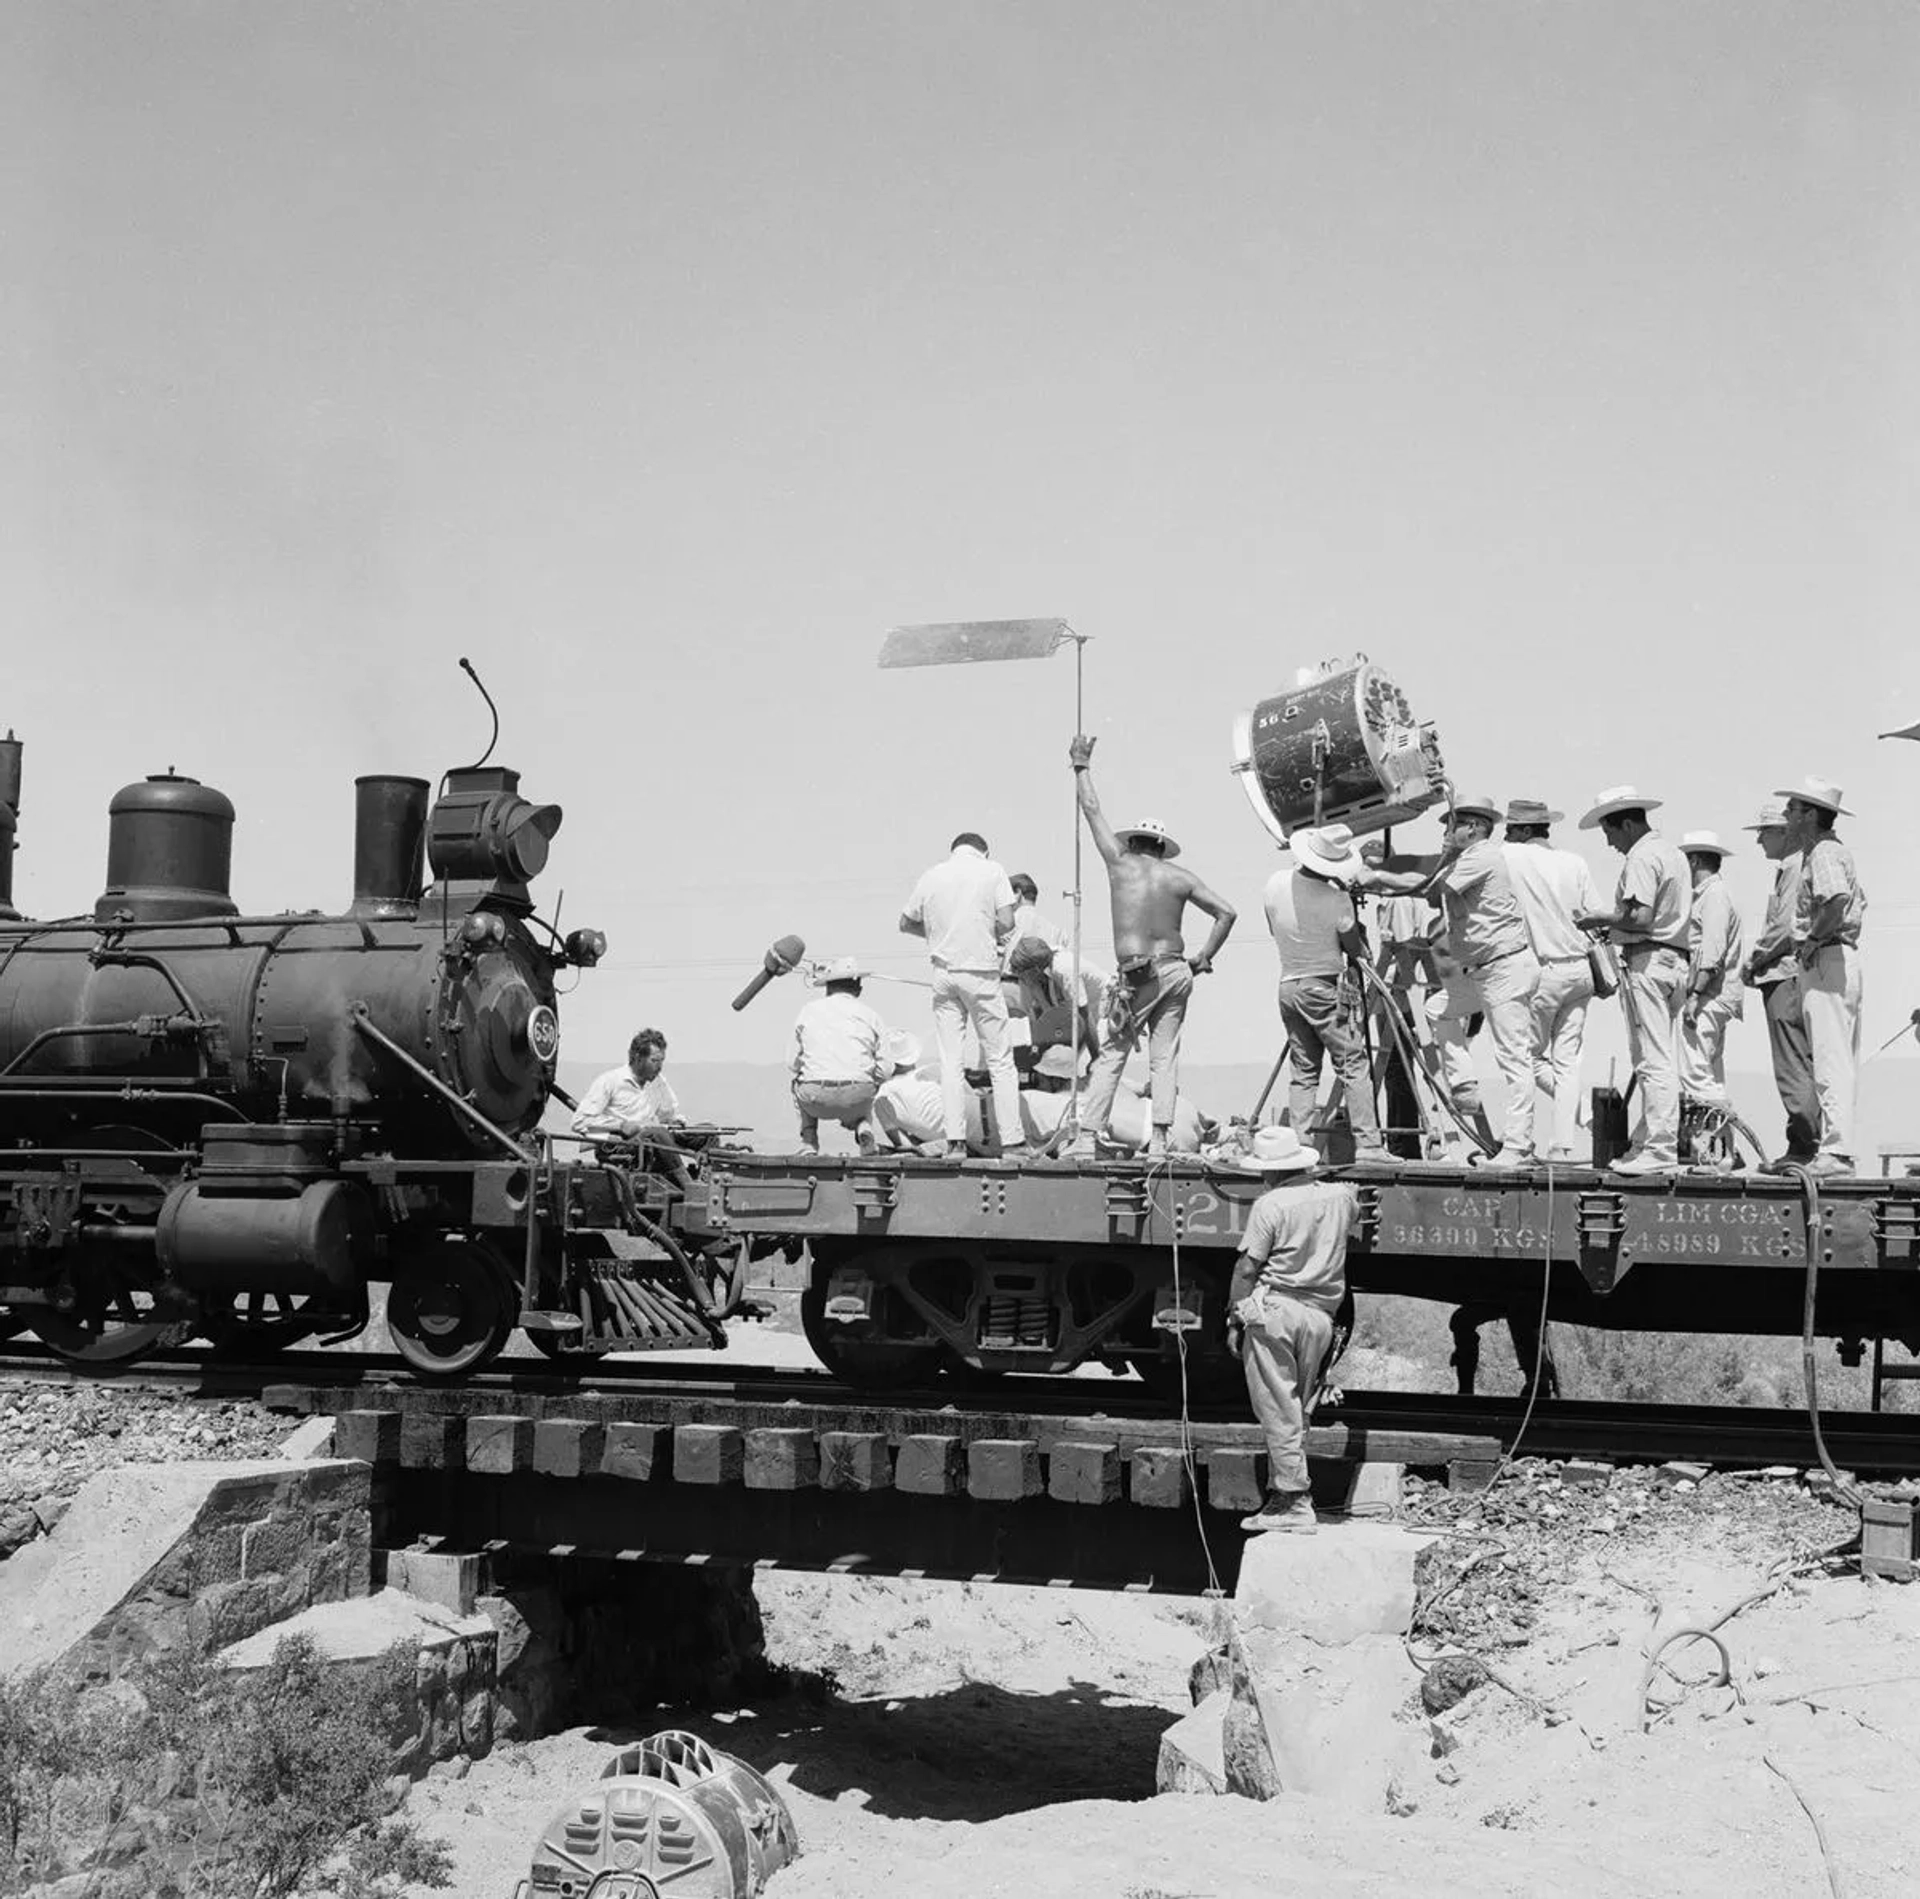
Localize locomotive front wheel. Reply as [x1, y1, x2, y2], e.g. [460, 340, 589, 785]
[387, 1243, 514, 1380]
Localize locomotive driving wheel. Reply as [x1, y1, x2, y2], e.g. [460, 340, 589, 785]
[34, 1258, 194, 1373]
[386, 1239, 515, 1380]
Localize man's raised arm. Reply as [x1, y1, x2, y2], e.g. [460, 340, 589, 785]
[1070, 735, 1122, 865]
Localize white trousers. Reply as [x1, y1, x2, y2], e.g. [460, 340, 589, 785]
[1237, 1289, 1334, 1495]
[1467, 951, 1542, 1152]
[1800, 944, 1862, 1160]
[1529, 957, 1593, 1157]
[1621, 946, 1686, 1164]
[931, 968, 1022, 1147]
[1676, 994, 1741, 1107]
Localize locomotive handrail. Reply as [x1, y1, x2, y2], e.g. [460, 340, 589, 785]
[0, 1083, 246, 1118]
[87, 948, 209, 1022]
[0, 1016, 203, 1079]
[347, 1003, 528, 1160]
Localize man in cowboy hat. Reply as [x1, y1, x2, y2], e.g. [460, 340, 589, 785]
[1261, 823, 1388, 1162]
[1066, 735, 1237, 1159]
[900, 830, 1027, 1160]
[1356, 793, 1541, 1166]
[1502, 798, 1601, 1162]
[1739, 799, 1818, 1167]
[1573, 788, 1693, 1174]
[1223, 1123, 1359, 1535]
[790, 959, 893, 1154]
[1768, 777, 1867, 1177]
[1675, 832, 1745, 1121]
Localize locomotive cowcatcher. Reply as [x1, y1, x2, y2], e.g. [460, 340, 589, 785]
[0, 731, 732, 1377]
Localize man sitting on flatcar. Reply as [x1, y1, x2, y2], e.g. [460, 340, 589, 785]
[573, 1027, 693, 1189]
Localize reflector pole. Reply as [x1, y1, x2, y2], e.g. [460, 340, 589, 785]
[1068, 635, 1087, 1142]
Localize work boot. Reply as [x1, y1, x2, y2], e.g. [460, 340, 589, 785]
[1240, 1493, 1317, 1536]
[1145, 1130, 1169, 1159]
[796, 1139, 820, 1157]
[998, 1142, 1032, 1163]
[1477, 1144, 1535, 1170]
[1763, 1151, 1818, 1175]
[1350, 1140, 1394, 1168]
[855, 1129, 878, 1156]
[1800, 1153, 1854, 1179]
[1061, 1134, 1098, 1161]
[1610, 1151, 1677, 1176]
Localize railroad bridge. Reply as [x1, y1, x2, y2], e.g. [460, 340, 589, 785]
[268, 1374, 1502, 1596]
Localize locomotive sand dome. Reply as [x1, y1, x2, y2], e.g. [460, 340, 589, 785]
[1230, 654, 1447, 840]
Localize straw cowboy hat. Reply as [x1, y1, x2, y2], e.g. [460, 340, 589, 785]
[818, 957, 863, 983]
[1449, 793, 1503, 824]
[1774, 775, 1852, 817]
[1288, 823, 1360, 884]
[1742, 798, 1788, 831]
[1114, 818, 1181, 858]
[1230, 1124, 1319, 1174]
[1678, 830, 1733, 860]
[1579, 785, 1664, 830]
[1503, 798, 1563, 826]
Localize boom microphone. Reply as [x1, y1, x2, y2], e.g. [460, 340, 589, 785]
[731, 934, 806, 1011]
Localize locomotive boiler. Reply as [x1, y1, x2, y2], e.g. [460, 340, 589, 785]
[0, 731, 718, 1378]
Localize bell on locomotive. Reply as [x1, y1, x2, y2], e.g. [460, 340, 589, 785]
[1230, 654, 1447, 842]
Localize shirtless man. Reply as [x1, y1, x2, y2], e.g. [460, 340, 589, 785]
[1065, 734, 1236, 1158]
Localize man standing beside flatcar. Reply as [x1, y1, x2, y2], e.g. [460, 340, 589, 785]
[1225, 1124, 1358, 1536]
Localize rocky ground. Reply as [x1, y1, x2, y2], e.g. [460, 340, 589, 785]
[404, 1457, 1919, 1899]
[0, 1382, 296, 1560]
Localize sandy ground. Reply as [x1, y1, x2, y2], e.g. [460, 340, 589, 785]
[405, 1481, 1920, 1899]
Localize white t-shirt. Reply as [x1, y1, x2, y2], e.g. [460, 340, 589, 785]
[1262, 861, 1354, 979]
[903, 846, 1016, 975]
[1501, 841, 1599, 962]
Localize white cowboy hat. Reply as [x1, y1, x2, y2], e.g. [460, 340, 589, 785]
[1678, 829, 1733, 859]
[1773, 775, 1852, 817]
[819, 956, 863, 983]
[1449, 792, 1503, 824]
[1230, 1124, 1319, 1174]
[1579, 785, 1664, 831]
[1288, 823, 1360, 884]
[1742, 798, 1788, 831]
[887, 1029, 921, 1072]
[1114, 818, 1181, 859]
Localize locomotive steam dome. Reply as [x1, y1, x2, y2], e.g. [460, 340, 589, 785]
[1231, 656, 1447, 843]
[94, 772, 238, 922]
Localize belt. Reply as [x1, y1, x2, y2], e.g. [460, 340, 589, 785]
[1464, 946, 1527, 973]
[1119, 954, 1185, 980]
[1620, 940, 1689, 957]
[1539, 953, 1588, 965]
[795, 1077, 867, 1088]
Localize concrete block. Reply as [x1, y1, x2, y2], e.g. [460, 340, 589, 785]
[602, 1422, 665, 1482]
[1447, 1455, 1500, 1494]
[383, 1548, 483, 1616]
[533, 1420, 605, 1479]
[336, 1411, 401, 1467]
[1234, 1519, 1434, 1647]
[1342, 1463, 1404, 1520]
[818, 1432, 891, 1492]
[260, 1383, 311, 1415]
[968, 1439, 1042, 1502]
[1204, 1447, 1265, 1514]
[1156, 1689, 1229, 1794]
[1655, 1461, 1711, 1488]
[278, 1417, 337, 1461]
[465, 1416, 534, 1475]
[745, 1428, 820, 1491]
[1048, 1442, 1121, 1506]
[1130, 1446, 1192, 1510]
[673, 1424, 743, 1485]
[401, 1414, 465, 1472]
[1560, 1460, 1612, 1487]
[895, 1435, 963, 1497]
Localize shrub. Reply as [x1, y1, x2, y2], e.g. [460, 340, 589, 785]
[0, 1635, 452, 1897]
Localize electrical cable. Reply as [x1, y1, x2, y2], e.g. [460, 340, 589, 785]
[1790, 1165, 1863, 1511]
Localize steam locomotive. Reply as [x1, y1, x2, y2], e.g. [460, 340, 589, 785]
[0, 727, 727, 1378]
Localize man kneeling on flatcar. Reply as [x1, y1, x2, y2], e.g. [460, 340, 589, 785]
[572, 1027, 694, 1191]
[1224, 1124, 1359, 1536]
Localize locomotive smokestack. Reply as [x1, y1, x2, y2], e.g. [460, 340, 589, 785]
[0, 730, 19, 922]
[351, 775, 430, 919]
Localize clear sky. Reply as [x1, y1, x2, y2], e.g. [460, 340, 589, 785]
[7, 5, 1917, 1120]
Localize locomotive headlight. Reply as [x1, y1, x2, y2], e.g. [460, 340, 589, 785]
[458, 911, 509, 952]
[563, 927, 607, 969]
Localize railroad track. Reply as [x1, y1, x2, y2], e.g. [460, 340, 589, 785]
[4, 1340, 1916, 1477]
